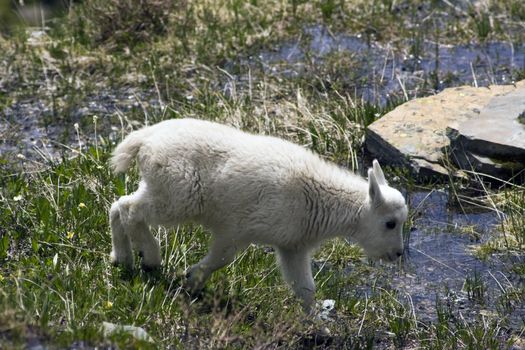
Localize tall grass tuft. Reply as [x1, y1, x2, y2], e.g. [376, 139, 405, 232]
[68, 0, 173, 49]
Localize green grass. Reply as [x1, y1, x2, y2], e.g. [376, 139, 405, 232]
[1, 0, 524, 348]
[472, 185, 525, 259]
[0, 145, 425, 347]
[1, 133, 522, 348]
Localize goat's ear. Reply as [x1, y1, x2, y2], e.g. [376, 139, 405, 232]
[368, 168, 383, 204]
[372, 159, 387, 185]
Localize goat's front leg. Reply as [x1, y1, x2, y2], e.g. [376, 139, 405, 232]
[276, 247, 315, 314]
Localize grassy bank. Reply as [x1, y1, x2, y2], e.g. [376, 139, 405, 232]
[1, 0, 524, 348]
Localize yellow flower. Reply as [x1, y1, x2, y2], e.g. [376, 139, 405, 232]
[104, 301, 113, 309]
[66, 231, 75, 240]
[78, 203, 86, 209]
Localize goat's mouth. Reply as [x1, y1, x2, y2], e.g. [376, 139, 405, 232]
[384, 253, 401, 262]
[363, 246, 404, 262]
[370, 251, 403, 263]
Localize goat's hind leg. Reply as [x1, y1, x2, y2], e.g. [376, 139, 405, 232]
[185, 237, 245, 294]
[110, 188, 162, 271]
[109, 201, 134, 269]
[129, 220, 161, 271]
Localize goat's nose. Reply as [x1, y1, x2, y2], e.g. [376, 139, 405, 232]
[396, 251, 403, 258]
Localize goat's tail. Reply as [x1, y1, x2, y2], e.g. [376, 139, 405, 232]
[110, 127, 152, 174]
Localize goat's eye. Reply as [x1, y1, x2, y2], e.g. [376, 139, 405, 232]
[386, 220, 396, 229]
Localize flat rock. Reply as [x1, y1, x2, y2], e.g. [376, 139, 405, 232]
[447, 83, 525, 180]
[365, 81, 525, 180]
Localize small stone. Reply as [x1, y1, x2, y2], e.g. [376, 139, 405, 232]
[518, 111, 525, 125]
[102, 322, 154, 343]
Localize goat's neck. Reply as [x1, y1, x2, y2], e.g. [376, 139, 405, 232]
[304, 173, 368, 241]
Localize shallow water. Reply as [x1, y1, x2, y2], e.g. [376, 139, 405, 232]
[0, 87, 161, 162]
[389, 190, 523, 325]
[250, 25, 525, 104]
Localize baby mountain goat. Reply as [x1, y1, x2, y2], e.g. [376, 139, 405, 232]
[109, 118, 408, 313]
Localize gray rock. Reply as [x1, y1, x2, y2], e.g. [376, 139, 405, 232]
[365, 81, 525, 181]
[447, 83, 525, 180]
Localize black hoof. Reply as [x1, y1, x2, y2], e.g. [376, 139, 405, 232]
[141, 263, 161, 273]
